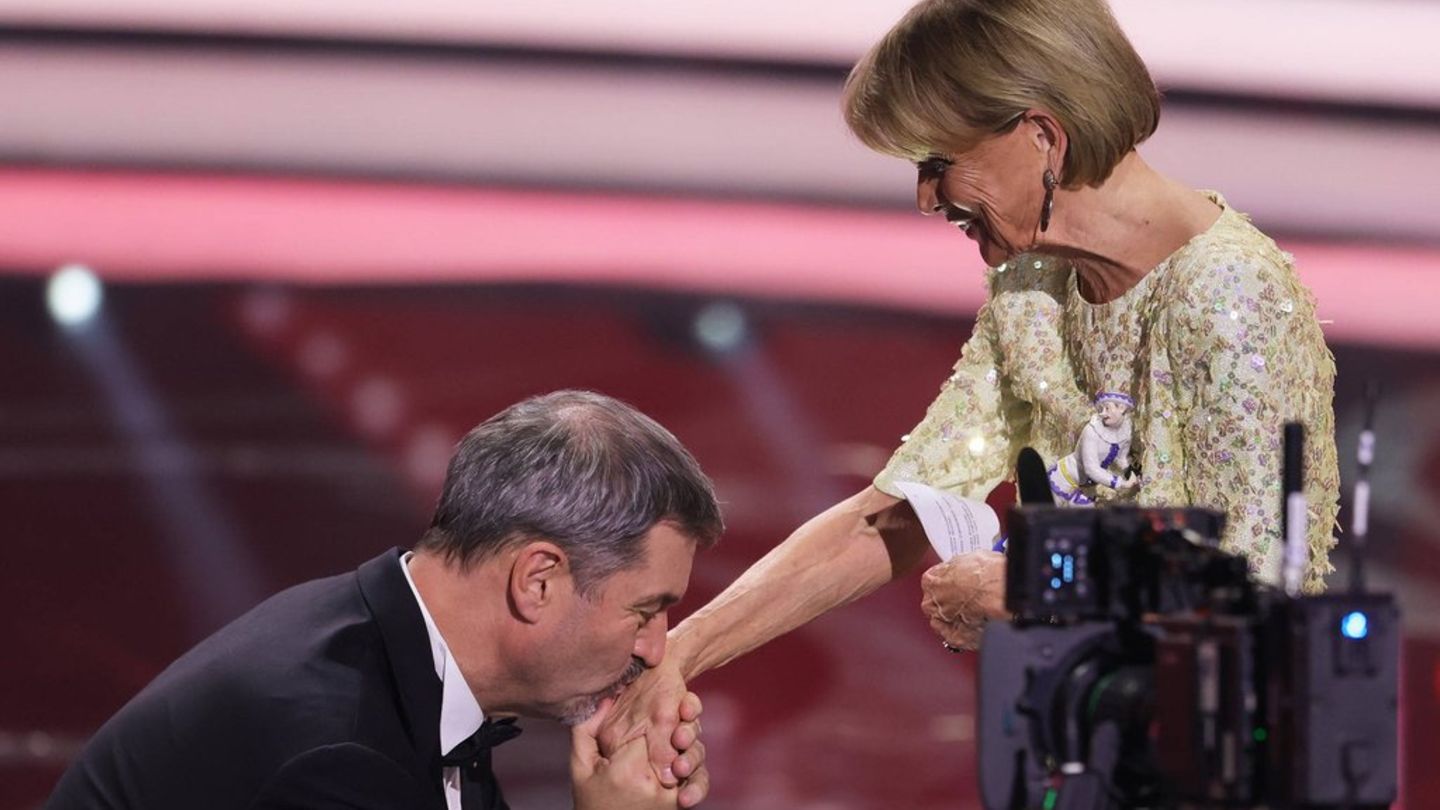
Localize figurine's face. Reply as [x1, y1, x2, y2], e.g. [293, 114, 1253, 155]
[1099, 400, 1129, 427]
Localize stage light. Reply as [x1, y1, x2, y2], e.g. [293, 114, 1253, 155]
[352, 376, 403, 437]
[404, 423, 456, 491]
[47, 263, 103, 327]
[239, 287, 293, 337]
[299, 331, 348, 379]
[693, 302, 749, 353]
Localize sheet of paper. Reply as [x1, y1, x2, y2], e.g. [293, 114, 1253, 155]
[895, 481, 1002, 562]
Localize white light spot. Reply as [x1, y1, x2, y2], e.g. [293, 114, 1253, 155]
[239, 288, 293, 336]
[968, 435, 987, 455]
[24, 731, 56, 759]
[47, 264, 103, 327]
[693, 302, 748, 353]
[930, 713, 974, 742]
[352, 377, 403, 436]
[405, 424, 456, 490]
[299, 331, 348, 379]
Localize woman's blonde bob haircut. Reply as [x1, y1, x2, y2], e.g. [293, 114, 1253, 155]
[842, 0, 1161, 188]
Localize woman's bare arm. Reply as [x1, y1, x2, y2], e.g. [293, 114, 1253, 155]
[596, 485, 931, 781]
[671, 485, 930, 678]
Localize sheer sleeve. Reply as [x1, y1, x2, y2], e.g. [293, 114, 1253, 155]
[875, 260, 1090, 501]
[1165, 252, 1339, 591]
[873, 300, 1017, 500]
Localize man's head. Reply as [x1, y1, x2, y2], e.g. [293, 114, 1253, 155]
[413, 390, 722, 723]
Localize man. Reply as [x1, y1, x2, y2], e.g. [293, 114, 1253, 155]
[47, 390, 720, 810]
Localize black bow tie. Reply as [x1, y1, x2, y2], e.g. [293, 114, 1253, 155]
[440, 718, 523, 768]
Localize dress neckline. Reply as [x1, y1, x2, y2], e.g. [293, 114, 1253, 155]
[1069, 190, 1230, 313]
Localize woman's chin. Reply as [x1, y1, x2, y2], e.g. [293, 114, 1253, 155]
[969, 225, 1012, 268]
[977, 239, 1009, 268]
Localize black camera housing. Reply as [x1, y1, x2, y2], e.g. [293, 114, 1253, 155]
[979, 505, 1399, 810]
[1004, 506, 1237, 624]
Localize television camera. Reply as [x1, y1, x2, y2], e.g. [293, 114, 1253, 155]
[977, 419, 1399, 810]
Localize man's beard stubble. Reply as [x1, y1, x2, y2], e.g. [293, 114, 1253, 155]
[558, 656, 649, 727]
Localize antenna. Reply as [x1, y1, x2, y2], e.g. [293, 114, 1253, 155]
[1350, 381, 1380, 593]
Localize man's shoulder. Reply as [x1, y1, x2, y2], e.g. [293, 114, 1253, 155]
[50, 556, 415, 810]
[250, 742, 430, 810]
[176, 567, 372, 679]
[131, 567, 383, 738]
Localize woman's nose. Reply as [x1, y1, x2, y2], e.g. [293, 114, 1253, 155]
[916, 177, 945, 216]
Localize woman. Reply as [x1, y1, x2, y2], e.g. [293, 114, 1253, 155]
[601, 0, 1340, 781]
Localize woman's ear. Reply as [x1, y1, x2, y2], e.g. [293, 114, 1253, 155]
[1024, 109, 1068, 179]
[508, 541, 570, 623]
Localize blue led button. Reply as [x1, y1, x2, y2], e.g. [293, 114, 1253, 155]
[1340, 611, 1369, 640]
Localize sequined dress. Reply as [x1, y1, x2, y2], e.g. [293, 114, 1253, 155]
[873, 193, 1339, 591]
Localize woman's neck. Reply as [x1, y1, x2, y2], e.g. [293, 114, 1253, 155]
[1041, 152, 1222, 304]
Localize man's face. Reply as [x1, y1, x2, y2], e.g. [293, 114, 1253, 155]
[537, 523, 697, 725]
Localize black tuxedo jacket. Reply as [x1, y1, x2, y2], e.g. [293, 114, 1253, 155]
[46, 549, 508, 810]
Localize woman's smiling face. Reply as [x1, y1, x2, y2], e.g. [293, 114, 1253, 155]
[914, 114, 1056, 267]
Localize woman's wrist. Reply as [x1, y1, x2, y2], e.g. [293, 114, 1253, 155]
[666, 623, 704, 681]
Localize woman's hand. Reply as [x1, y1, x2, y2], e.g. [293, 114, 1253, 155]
[596, 657, 709, 806]
[919, 551, 1008, 652]
[573, 699, 684, 810]
[573, 686, 708, 807]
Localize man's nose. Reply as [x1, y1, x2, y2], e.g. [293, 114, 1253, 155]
[633, 613, 668, 668]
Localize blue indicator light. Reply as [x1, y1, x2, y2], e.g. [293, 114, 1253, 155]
[1051, 553, 1063, 569]
[1340, 611, 1369, 640]
[1050, 577, 1063, 590]
[1063, 556, 1075, 583]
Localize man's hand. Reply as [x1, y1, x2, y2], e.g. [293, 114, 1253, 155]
[668, 693, 707, 807]
[596, 657, 689, 782]
[572, 699, 685, 810]
[920, 551, 1008, 652]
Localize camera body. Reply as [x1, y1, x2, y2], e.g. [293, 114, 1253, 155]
[978, 506, 1399, 810]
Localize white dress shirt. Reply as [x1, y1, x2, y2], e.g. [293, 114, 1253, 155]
[400, 552, 486, 810]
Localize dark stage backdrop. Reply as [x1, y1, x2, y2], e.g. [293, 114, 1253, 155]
[3, 279, 1436, 809]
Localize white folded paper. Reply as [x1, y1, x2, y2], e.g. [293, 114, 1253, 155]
[895, 481, 1002, 562]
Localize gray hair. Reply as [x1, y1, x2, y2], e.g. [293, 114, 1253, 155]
[418, 390, 722, 594]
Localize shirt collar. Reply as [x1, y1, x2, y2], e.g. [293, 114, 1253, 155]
[399, 551, 486, 756]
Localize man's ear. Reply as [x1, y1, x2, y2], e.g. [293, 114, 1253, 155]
[508, 541, 571, 623]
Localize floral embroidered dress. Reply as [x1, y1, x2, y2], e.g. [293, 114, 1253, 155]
[874, 193, 1339, 591]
